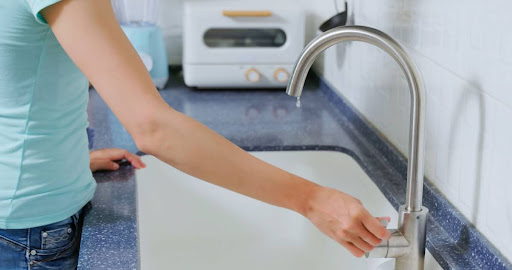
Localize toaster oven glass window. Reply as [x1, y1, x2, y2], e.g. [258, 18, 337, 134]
[204, 28, 286, 48]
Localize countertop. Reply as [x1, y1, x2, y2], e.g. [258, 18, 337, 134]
[78, 70, 512, 270]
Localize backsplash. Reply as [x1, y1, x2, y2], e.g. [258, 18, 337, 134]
[307, 0, 512, 262]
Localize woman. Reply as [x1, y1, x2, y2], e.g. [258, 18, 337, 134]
[0, 0, 390, 269]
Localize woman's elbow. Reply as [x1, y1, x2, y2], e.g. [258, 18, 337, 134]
[131, 115, 163, 155]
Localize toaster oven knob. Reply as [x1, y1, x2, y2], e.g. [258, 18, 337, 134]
[274, 68, 290, 83]
[246, 68, 262, 83]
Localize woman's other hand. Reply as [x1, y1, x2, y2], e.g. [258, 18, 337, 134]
[303, 186, 391, 257]
[90, 148, 146, 172]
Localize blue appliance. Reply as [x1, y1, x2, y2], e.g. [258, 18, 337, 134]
[121, 25, 169, 89]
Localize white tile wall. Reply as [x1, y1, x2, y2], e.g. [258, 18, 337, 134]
[308, 0, 512, 261]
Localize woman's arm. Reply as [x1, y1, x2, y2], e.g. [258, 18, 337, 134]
[42, 0, 390, 257]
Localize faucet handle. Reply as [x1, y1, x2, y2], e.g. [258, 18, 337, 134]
[365, 219, 390, 258]
[365, 219, 409, 259]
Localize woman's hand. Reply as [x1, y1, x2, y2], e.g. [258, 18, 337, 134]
[303, 186, 391, 257]
[90, 148, 146, 172]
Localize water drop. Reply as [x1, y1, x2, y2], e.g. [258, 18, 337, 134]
[296, 97, 301, 108]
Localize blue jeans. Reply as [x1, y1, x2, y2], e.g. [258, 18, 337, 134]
[0, 210, 83, 270]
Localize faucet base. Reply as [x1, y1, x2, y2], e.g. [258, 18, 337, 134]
[395, 205, 429, 270]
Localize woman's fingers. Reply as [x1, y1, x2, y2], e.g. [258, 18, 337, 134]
[377, 216, 391, 225]
[123, 151, 146, 169]
[350, 235, 375, 252]
[338, 239, 365, 258]
[90, 159, 120, 172]
[362, 213, 391, 240]
[331, 224, 376, 253]
[90, 148, 146, 169]
[336, 224, 376, 252]
[356, 222, 383, 246]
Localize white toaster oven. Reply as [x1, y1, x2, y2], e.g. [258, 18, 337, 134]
[183, 1, 305, 88]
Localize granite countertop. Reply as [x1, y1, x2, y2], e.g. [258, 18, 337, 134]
[78, 70, 512, 270]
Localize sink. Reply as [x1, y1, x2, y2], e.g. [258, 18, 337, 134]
[136, 151, 442, 269]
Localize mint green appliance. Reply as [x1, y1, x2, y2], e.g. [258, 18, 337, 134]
[112, 0, 169, 89]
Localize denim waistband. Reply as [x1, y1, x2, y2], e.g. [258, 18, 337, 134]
[0, 208, 83, 251]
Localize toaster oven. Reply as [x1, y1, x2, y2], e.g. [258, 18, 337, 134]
[183, 1, 305, 88]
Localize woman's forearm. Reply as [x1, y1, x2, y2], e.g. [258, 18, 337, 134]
[42, 0, 316, 215]
[139, 109, 318, 215]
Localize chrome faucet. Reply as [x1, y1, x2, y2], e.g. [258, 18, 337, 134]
[286, 26, 429, 270]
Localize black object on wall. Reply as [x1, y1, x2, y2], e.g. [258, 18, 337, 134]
[319, 1, 348, 32]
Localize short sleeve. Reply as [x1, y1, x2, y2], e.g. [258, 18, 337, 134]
[20, 0, 63, 25]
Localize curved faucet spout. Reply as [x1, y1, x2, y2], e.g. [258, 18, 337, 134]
[286, 26, 426, 212]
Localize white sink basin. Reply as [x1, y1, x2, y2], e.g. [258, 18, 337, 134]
[136, 151, 442, 270]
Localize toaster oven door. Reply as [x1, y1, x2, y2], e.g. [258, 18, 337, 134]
[203, 28, 287, 48]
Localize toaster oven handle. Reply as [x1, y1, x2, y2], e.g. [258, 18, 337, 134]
[222, 10, 272, 17]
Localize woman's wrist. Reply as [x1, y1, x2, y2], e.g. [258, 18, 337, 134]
[287, 176, 321, 217]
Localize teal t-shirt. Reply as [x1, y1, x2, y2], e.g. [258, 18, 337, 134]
[0, 0, 97, 229]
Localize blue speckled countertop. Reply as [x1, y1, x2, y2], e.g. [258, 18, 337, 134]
[78, 70, 511, 270]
